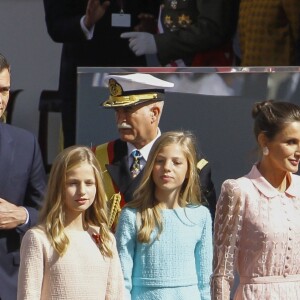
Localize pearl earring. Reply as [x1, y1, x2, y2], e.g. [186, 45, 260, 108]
[262, 146, 269, 156]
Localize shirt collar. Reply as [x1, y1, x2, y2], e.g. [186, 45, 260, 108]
[247, 164, 300, 198]
[127, 128, 161, 161]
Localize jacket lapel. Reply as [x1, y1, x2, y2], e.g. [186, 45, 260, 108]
[0, 124, 15, 193]
[107, 155, 132, 192]
[106, 139, 144, 201]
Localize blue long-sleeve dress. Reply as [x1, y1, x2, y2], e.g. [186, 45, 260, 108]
[115, 205, 212, 300]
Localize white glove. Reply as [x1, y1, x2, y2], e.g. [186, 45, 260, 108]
[121, 32, 157, 56]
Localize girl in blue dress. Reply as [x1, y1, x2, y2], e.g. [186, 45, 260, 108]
[116, 131, 212, 300]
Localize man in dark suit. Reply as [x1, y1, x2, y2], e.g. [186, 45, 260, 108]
[94, 73, 216, 229]
[43, 0, 160, 148]
[0, 53, 46, 300]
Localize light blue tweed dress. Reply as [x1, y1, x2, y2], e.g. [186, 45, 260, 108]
[115, 205, 212, 300]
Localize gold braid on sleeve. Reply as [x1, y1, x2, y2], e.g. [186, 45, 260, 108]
[108, 193, 122, 229]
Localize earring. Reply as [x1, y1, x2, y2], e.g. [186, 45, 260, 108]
[262, 146, 269, 156]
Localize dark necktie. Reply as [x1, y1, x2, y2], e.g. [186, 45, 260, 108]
[130, 150, 142, 178]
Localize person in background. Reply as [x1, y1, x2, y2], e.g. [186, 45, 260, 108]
[116, 131, 212, 299]
[0, 52, 46, 300]
[211, 100, 300, 299]
[121, 0, 239, 66]
[238, 0, 300, 66]
[18, 146, 125, 300]
[43, 0, 160, 148]
[93, 73, 216, 230]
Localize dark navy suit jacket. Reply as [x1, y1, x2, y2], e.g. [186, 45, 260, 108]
[0, 123, 46, 300]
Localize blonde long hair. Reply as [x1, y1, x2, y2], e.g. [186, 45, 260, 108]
[39, 146, 113, 257]
[127, 131, 203, 243]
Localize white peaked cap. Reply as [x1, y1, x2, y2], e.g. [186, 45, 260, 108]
[101, 73, 174, 108]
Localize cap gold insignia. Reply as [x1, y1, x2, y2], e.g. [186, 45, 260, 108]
[109, 79, 123, 97]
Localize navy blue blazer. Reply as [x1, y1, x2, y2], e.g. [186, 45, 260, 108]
[0, 123, 46, 300]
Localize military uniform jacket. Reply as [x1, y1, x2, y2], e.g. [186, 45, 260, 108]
[94, 139, 216, 228]
[155, 0, 238, 65]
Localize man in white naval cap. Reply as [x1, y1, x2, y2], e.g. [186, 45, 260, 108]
[93, 73, 216, 229]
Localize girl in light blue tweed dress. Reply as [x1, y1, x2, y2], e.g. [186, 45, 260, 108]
[116, 131, 212, 300]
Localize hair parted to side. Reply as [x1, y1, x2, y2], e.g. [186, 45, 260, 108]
[126, 131, 202, 243]
[38, 146, 113, 257]
[252, 100, 300, 141]
[0, 53, 10, 72]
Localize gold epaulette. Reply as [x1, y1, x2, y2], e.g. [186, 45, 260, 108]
[197, 158, 208, 171]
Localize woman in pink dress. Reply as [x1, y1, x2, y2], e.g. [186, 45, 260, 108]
[211, 100, 300, 299]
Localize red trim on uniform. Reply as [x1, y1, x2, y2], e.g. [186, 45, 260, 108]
[107, 141, 115, 163]
[119, 193, 126, 208]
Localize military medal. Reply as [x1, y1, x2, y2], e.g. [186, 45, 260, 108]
[178, 14, 192, 28]
[170, 0, 177, 9]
